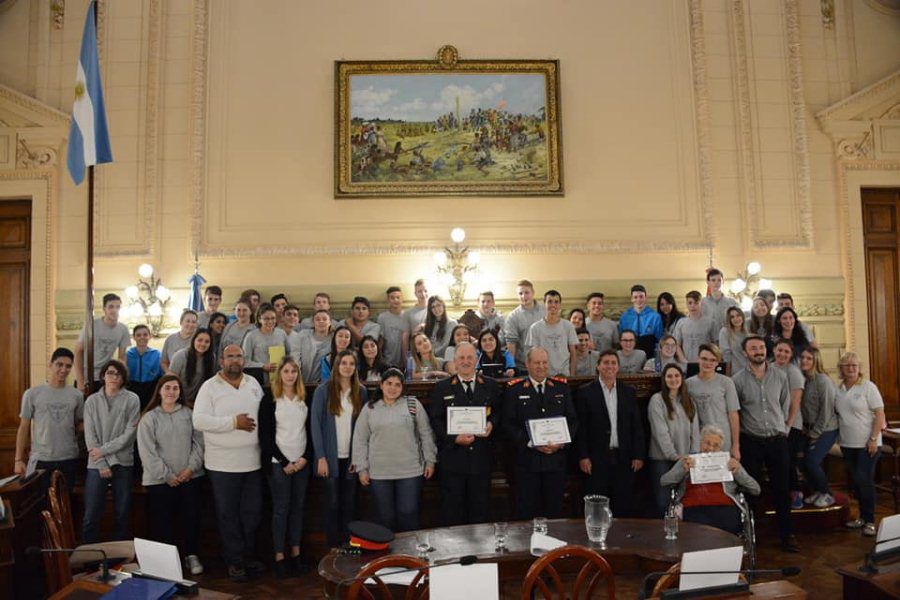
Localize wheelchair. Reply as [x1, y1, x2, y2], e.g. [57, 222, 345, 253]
[668, 486, 757, 571]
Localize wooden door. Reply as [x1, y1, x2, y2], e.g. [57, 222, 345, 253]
[0, 200, 31, 472]
[862, 188, 900, 419]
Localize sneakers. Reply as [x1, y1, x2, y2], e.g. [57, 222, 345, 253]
[790, 491, 804, 509]
[846, 518, 865, 529]
[803, 492, 821, 505]
[184, 555, 203, 576]
[863, 523, 877, 537]
[227, 564, 247, 583]
[813, 493, 836, 508]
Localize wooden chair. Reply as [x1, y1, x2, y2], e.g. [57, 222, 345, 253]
[41, 509, 73, 595]
[346, 554, 429, 600]
[47, 470, 135, 569]
[649, 563, 680, 597]
[521, 544, 616, 600]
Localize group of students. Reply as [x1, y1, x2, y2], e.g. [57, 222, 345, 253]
[13, 271, 888, 582]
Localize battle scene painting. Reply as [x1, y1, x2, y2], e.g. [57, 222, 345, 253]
[335, 56, 561, 197]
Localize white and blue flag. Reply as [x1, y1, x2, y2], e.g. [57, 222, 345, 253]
[67, 1, 112, 185]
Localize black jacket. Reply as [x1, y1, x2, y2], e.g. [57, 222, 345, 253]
[502, 377, 578, 473]
[428, 374, 501, 475]
[258, 389, 311, 469]
[575, 379, 646, 463]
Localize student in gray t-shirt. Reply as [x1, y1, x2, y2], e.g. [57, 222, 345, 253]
[377, 287, 410, 368]
[75, 293, 131, 391]
[15, 348, 84, 486]
[161, 310, 199, 371]
[503, 280, 544, 368]
[674, 291, 718, 363]
[686, 344, 741, 454]
[525, 290, 578, 376]
[585, 292, 619, 352]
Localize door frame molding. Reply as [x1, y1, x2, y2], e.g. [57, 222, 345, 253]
[0, 170, 56, 387]
[839, 163, 900, 375]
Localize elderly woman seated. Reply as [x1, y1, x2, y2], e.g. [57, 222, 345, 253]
[660, 424, 760, 535]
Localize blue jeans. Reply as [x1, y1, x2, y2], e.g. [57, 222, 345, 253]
[842, 446, 881, 523]
[266, 463, 310, 554]
[36, 458, 80, 495]
[323, 458, 357, 547]
[803, 429, 838, 495]
[650, 459, 676, 517]
[207, 469, 263, 567]
[82, 465, 133, 544]
[369, 477, 423, 532]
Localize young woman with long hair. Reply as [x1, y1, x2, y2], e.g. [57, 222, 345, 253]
[310, 350, 368, 547]
[137, 374, 205, 575]
[167, 328, 215, 406]
[647, 364, 699, 515]
[798, 347, 839, 509]
[242, 303, 290, 385]
[424, 295, 457, 358]
[476, 329, 515, 378]
[718, 306, 749, 376]
[258, 357, 311, 577]
[407, 332, 449, 381]
[358, 335, 388, 382]
[657, 292, 685, 334]
[320, 325, 354, 381]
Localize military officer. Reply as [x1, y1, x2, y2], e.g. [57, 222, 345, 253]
[502, 346, 578, 519]
[428, 342, 501, 525]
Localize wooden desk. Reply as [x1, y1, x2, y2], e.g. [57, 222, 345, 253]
[836, 558, 900, 600]
[0, 470, 48, 599]
[318, 518, 740, 596]
[48, 577, 240, 599]
[650, 580, 806, 599]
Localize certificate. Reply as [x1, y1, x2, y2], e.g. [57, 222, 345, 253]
[527, 416, 571, 446]
[447, 406, 487, 435]
[268, 345, 285, 365]
[689, 452, 734, 484]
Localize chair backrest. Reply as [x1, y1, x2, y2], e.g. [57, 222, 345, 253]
[347, 554, 429, 600]
[521, 544, 616, 600]
[48, 469, 77, 548]
[40, 509, 73, 594]
[650, 563, 680, 598]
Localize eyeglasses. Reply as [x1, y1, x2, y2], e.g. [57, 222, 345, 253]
[104, 371, 123, 378]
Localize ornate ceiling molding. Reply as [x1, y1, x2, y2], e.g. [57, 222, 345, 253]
[189, 1, 715, 257]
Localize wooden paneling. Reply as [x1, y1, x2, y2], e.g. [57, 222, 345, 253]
[0, 201, 30, 474]
[862, 188, 900, 418]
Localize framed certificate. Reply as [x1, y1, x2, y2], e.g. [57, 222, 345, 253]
[689, 452, 734, 484]
[447, 406, 487, 435]
[527, 416, 571, 446]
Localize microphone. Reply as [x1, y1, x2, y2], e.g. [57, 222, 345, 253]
[334, 554, 479, 599]
[26, 546, 113, 583]
[638, 566, 800, 600]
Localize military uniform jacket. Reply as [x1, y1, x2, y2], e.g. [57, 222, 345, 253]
[428, 375, 501, 475]
[502, 377, 578, 473]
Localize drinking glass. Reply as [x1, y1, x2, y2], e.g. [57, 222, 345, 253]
[664, 506, 679, 540]
[494, 522, 509, 550]
[415, 531, 431, 558]
[584, 495, 612, 547]
[533, 517, 548, 535]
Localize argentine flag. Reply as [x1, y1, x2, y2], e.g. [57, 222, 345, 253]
[67, 1, 112, 185]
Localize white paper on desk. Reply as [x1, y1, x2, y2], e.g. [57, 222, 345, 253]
[430, 563, 499, 600]
[689, 452, 734, 484]
[530, 532, 567, 557]
[877, 513, 900, 553]
[134, 537, 184, 582]
[368, 567, 419, 586]
[886, 428, 900, 435]
[679, 545, 743, 591]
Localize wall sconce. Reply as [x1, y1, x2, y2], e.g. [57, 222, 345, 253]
[728, 261, 774, 311]
[121, 263, 172, 336]
[433, 227, 480, 307]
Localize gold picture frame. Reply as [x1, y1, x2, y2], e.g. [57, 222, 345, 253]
[335, 45, 562, 198]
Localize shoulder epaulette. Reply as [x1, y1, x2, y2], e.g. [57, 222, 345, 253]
[548, 376, 568, 385]
[507, 377, 526, 387]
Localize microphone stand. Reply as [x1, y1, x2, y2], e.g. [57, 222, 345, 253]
[26, 546, 112, 583]
[860, 534, 900, 574]
[639, 566, 801, 600]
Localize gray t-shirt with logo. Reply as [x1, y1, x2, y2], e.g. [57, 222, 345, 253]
[377, 311, 409, 368]
[79, 318, 130, 379]
[20, 384, 84, 461]
[686, 373, 740, 451]
[525, 319, 578, 375]
[585, 317, 619, 353]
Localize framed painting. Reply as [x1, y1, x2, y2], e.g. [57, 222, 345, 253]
[335, 45, 562, 198]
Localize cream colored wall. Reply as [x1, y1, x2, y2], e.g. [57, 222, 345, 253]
[849, 0, 900, 88]
[2, 0, 900, 381]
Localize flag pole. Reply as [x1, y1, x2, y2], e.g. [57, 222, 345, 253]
[84, 164, 95, 393]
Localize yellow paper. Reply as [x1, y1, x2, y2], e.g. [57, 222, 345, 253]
[268, 345, 285, 365]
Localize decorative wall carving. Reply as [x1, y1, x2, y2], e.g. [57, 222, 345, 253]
[16, 138, 57, 169]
